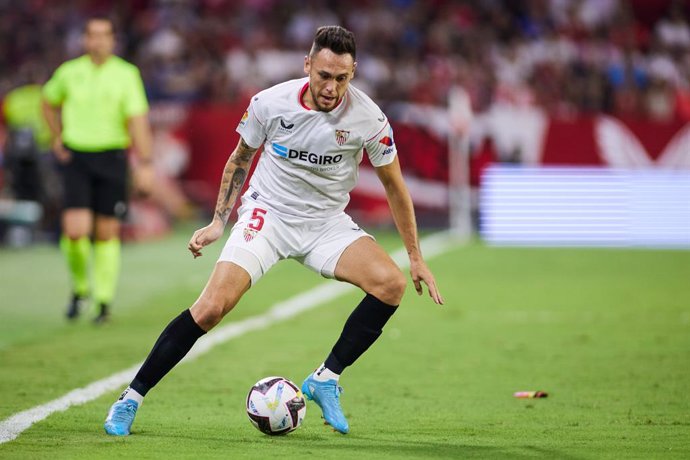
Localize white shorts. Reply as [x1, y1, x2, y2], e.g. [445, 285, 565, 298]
[219, 194, 372, 285]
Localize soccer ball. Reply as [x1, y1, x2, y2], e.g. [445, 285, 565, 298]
[246, 376, 306, 435]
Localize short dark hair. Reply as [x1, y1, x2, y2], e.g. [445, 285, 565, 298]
[310, 26, 356, 60]
[84, 15, 116, 35]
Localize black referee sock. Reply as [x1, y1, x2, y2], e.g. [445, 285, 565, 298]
[130, 309, 206, 396]
[324, 294, 398, 374]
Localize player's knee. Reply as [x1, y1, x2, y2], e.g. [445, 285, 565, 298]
[191, 302, 224, 330]
[389, 270, 408, 303]
[94, 220, 120, 240]
[191, 294, 235, 330]
[371, 269, 406, 306]
[62, 223, 89, 240]
[94, 229, 118, 241]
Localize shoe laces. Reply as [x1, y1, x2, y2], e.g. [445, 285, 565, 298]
[321, 383, 343, 401]
[111, 402, 136, 423]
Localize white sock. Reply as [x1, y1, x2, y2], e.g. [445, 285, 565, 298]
[118, 386, 144, 406]
[313, 363, 340, 382]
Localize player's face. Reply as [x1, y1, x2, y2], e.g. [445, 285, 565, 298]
[304, 49, 356, 112]
[84, 20, 115, 61]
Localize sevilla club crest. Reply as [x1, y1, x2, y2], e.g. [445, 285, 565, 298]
[335, 129, 350, 146]
[243, 227, 257, 242]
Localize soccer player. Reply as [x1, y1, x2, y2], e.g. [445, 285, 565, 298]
[104, 25, 443, 436]
[42, 16, 153, 322]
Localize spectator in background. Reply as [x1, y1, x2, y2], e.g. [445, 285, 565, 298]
[656, 0, 690, 52]
[42, 16, 153, 323]
[2, 64, 52, 202]
[0, 0, 688, 185]
[1, 63, 64, 240]
[0, 1, 686, 115]
[645, 76, 676, 121]
[607, 49, 648, 118]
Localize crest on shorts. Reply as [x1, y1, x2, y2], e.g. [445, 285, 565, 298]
[243, 227, 257, 242]
[335, 129, 350, 146]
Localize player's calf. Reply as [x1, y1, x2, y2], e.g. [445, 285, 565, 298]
[104, 309, 206, 435]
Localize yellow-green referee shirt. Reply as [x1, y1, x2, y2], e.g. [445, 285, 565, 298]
[42, 55, 149, 152]
[3, 84, 52, 150]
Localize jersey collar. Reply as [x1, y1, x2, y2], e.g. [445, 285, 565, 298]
[82, 54, 115, 69]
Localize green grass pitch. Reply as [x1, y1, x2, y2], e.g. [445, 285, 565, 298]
[1, 225, 689, 459]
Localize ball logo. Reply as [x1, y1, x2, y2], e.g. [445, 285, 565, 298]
[335, 129, 350, 146]
[248, 400, 259, 414]
[262, 382, 285, 413]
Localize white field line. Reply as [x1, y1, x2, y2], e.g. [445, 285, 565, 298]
[0, 232, 456, 444]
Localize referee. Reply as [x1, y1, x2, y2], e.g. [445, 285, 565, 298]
[42, 16, 153, 323]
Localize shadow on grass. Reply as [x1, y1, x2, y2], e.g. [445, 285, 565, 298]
[130, 429, 580, 460]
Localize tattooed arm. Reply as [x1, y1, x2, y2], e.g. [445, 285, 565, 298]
[212, 138, 258, 224]
[188, 137, 259, 258]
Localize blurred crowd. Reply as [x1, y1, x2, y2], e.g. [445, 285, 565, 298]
[1, 0, 690, 121]
[1, 0, 690, 244]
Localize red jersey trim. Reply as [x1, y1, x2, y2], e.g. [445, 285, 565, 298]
[299, 83, 312, 110]
[366, 121, 389, 142]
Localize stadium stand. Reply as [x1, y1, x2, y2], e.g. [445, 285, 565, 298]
[1, 0, 689, 239]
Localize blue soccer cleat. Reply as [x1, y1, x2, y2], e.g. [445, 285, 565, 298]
[104, 399, 139, 436]
[302, 374, 349, 434]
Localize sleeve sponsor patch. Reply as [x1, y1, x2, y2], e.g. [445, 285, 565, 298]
[238, 110, 249, 128]
[365, 123, 397, 167]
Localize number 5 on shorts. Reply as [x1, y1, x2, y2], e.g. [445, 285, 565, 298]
[248, 208, 267, 231]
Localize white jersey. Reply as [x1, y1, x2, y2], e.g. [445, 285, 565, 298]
[236, 77, 397, 221]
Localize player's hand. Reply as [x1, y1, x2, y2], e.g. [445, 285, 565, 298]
[188, 219, 225, 258]
[410, 257, 444, 305]
[133, 163, 155, 197]
[52, 137, 71, 163]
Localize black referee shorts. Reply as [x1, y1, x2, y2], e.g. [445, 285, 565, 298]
[59, 147, 128, 218]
